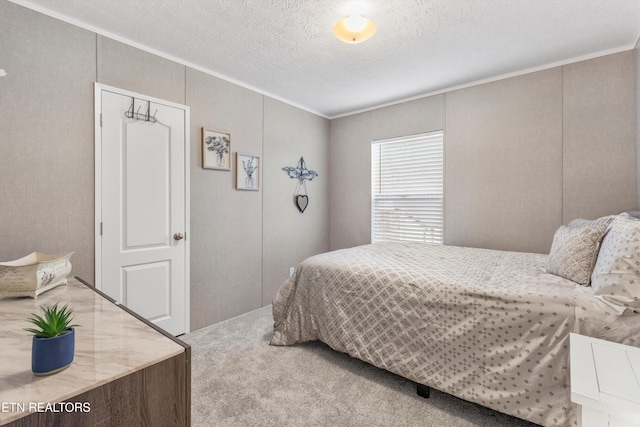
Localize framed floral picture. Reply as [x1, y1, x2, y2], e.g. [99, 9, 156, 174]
[202, 128, 231, 170]
[236, 153, 260, 191]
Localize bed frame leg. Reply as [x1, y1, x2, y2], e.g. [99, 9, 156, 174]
[416, 383, 430, 399]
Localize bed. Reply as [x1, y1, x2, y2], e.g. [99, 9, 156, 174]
[270, 214, 640, 426]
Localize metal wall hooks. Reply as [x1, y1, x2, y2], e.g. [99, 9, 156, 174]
[125, 97, 157, 124]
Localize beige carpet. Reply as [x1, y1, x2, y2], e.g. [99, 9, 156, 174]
[180, 306, 538, 427]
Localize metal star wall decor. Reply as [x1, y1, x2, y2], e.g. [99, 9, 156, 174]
[282, 157, 318, 184]
[282, 157, 318, 213]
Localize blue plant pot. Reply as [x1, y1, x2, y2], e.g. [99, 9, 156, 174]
[31, 328, 75, 376]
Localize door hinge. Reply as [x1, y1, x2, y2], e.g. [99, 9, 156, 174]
[100, 113, 102, 127]
[100, 222, 103, 236]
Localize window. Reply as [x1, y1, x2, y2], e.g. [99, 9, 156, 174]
[371, 131, 444, 244]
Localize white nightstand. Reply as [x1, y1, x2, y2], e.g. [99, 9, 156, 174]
[570, 333, 640, 427]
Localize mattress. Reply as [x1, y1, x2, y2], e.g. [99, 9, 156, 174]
[270, 242, 640, 426]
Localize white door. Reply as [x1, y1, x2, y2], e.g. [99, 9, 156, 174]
[95, 84, 189, 336]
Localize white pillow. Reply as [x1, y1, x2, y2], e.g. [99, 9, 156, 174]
[591, 214, 640, 313]
[547, 223, 608, 286]
[567, 214, 616, 229]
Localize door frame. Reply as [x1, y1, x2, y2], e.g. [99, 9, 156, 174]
[94, 82, 190, 333]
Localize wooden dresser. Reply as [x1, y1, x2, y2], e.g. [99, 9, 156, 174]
[0, 277, 190, 426]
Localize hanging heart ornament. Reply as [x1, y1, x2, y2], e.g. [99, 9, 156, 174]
[296, 195, 309, 213]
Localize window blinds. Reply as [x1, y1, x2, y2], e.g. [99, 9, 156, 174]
[371, 131, 444, 244]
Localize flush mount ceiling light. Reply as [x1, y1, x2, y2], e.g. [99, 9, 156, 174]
[333, 14, 376, 44]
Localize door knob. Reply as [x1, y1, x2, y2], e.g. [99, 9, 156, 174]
[174, 232, 184, 241]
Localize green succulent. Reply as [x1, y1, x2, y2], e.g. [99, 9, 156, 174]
[25, 303, 79, 338]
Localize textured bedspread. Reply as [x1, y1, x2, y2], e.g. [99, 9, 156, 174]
[270, 243, 640, 426]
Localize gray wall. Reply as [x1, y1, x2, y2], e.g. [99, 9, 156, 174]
[0, 1, 329, 331]
[636, 40, 640, 208]
[0, 3, 96, 280]
[562, 53, 636, 223]
[186, 69, 265, 329]
[330, 51, 636, 254]
[445, 69, 563, 253]
[328, 96, 445, 250]
[263, 98, 329, 305]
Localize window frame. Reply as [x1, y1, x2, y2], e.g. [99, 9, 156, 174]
[370, 129, 445, 244]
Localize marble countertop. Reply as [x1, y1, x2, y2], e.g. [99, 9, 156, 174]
[0, 278, 185, 425]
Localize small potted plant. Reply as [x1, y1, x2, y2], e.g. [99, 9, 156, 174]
[25, 303, 78, 376]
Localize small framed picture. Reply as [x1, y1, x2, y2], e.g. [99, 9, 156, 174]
[236, 153, 260, 191]
[202, 128, 231, 170]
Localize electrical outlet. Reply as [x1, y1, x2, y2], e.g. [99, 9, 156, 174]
[289, 267, 295, 277]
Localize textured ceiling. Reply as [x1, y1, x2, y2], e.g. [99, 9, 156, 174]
[14, 0, 640, 118]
